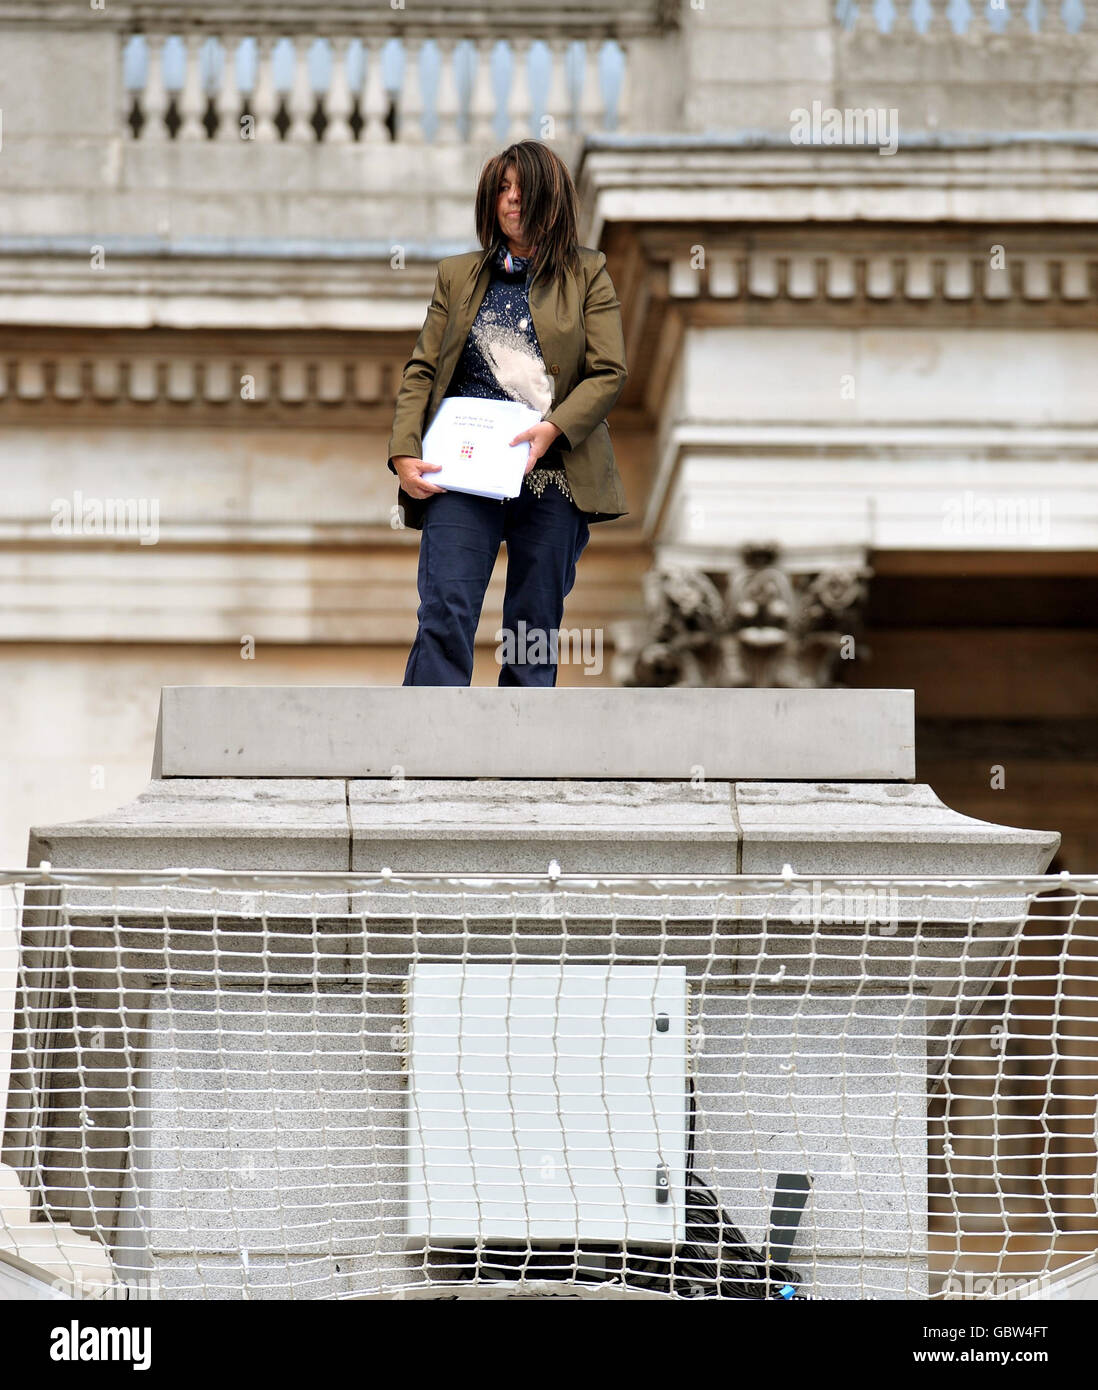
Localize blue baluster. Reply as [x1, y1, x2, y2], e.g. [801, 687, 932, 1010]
[946, 0, 973, 31]
[910, 0, 935, 32]
[986, 1, 1011, 31]
[874, 0, 898, 30]
[1061, 0, 1085, 31]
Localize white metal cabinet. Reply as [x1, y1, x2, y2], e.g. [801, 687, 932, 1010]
[405, 964, 688, 1245]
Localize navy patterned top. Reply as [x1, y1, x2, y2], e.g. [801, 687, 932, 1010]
[444, 242, 571, 501]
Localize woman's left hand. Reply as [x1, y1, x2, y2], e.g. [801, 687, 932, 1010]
[510, 421, 563, 474]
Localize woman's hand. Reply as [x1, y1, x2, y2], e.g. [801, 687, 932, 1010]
[509, 421, 563, 475]
[392, 455, 446, 499]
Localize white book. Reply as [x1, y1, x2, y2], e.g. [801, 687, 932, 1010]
[420, 396, 544, 501]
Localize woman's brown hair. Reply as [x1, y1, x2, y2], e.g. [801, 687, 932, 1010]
[473, 140, 580, 289]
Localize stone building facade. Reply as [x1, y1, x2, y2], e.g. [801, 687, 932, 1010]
[0, 0, 1096, 1296]
[0, 1, 1094, 869]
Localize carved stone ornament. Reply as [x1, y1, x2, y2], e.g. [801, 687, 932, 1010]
[611, 544, 873, 689]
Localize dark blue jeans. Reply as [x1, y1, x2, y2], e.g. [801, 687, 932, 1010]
[402, 481, 591, 686]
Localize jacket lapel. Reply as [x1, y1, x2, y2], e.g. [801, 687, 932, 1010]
[457, 245, 495, 316]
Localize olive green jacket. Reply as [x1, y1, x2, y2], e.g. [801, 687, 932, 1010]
[387, 244, 629, 530]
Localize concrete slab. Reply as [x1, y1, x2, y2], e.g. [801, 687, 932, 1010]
[152, 686, 916, 781]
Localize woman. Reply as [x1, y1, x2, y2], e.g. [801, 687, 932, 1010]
[387, 140, 629, 686]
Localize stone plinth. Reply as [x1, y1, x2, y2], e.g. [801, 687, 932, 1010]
[4, 687, 1061, 1302]
[152, 686, 916, 781]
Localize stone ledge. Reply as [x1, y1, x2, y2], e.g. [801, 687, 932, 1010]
[26, 775, 1058, 881]
[151, 686, 916, 781]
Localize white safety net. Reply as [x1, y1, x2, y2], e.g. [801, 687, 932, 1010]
[1, 869, 1095, 1301]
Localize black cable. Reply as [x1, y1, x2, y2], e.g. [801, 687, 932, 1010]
[618, 1077, 805, 1299]
[447, 1081, 807, 1299]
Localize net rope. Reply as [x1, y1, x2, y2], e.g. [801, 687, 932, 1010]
[0, 868, 1095, 1301]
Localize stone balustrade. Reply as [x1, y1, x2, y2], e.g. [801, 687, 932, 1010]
[122, 31, 629, 145]
[835, 0, 1087, 34]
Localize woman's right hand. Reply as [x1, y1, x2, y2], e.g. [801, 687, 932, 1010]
[392, 456, 446, 500]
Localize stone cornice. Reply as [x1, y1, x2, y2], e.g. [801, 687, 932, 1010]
[0, 236, 479, 261]
[0, 247, 453, 331]
[606, 224, 1098, 416]
[661, 234, 1098, 313]
[582, 133, 1098, 153]
[0, 333, 405, 421]
[5, 225, 1095, 343]
[578, 141, 1098, 246]
[0, 326, 640, 438]
[642, 423, 1098, 560]
[0, 0, 678, 34]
